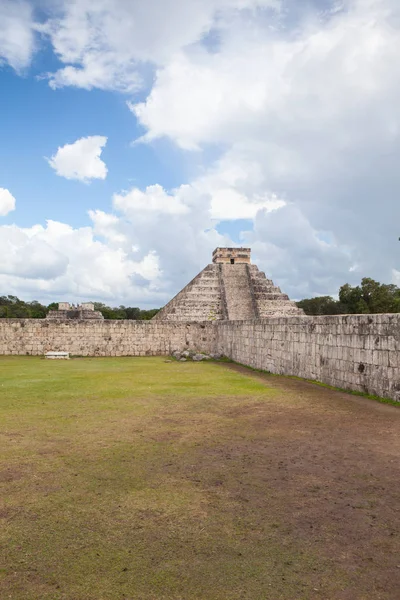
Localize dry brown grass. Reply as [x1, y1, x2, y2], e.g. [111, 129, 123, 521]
[1, 356, 399, 599]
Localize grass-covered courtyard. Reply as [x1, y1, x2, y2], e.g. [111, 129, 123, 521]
[1, 356, 399, 600]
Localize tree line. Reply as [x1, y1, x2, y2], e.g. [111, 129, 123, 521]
[2, 277, 399, 319]
[296, 278, 400, 315]
[0, 296, 160, 320]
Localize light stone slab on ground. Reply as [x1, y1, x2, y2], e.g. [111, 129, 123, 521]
[45, 351, 70, 359]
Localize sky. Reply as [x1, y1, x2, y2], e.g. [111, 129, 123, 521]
[1, 0, 400, 308]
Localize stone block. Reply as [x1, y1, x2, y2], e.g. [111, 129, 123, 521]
[45, 351, 69, 359]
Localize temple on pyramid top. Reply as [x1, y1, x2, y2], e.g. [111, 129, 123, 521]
[153, 247, 303, 322]
[212, 247, 251, 264]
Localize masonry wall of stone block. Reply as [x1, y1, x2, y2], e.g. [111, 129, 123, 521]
[216, 315, 400, 401]
[0, 320, 217, 357]
[1, 314, 400, 401]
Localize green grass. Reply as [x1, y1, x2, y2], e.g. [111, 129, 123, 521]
[0, 357, 359, 599]
[229, 359, 400, 408]
[299, 378, 400, 406]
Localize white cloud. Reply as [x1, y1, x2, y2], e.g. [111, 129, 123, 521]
[0, 223, 68, 279]
[113, 184, 190, 216]
[40, 0, 280, 91]
[47, 136, 108, 182]
[0, 170, 349, 305]
[0, 219, 165, 305]
[132, 1, 400, 150]
[4, 0, 400, 304]
[0, 181, 227, 306]
[127, 0, 400, 297]
[107, 183, 227, 294]
[88, 210, 127, 245]
[0, 188, 16, 216]
[191, 155, 287, 220]
[0, 0, 36, 70]
[246, 204, 354, 300]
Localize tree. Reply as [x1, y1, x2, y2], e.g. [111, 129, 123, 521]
[93, 302, 159, 320]
[338, 278, 400, 314]
[139, 308, 160, 320]
[0, 295, 48, 318]
[359, 278, 400, 313]
[28, 301, 47, 319]
[93, 303, 118, 319]
[124, 307, 141, 320]
[297, 296, 342, 315]
[298, 277, 400, 315]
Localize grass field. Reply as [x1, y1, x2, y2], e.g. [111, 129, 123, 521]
[1, 356, 399, 600]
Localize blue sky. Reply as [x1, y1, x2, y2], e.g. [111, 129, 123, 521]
[0, 62, 189, 227]
[1, 0, 400, 307]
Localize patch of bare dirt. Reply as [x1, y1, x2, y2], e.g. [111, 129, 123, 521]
[191, 364, 400, 599]
[0, 468, 24, 483]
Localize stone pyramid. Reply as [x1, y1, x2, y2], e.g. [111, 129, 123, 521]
[153, 248, 303, 322]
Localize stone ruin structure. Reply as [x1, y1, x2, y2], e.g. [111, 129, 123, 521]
[46, 302, 104, 321]
[153, 248, 303, 322]
[1, 247, 400, 400]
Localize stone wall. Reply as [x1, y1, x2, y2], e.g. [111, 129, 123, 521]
[216, 315, 400, 402]
[1, 314, 400, 401]
[0, 320, 217, 357]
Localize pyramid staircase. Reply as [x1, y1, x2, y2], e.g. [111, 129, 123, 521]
[220, 264, 255, 320]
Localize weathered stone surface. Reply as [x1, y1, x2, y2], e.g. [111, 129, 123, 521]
[47, 309, 104, 320]
[247, 264, 303, 318]
[192, 354, 205, 361]
[212, 247, 251, 264]
[221, 264, 254, 320]
[215, 315, 400, 402]
[0, 320, 217, 358]
[153, 248, 302, 322]
[153, 264, 224, 322]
